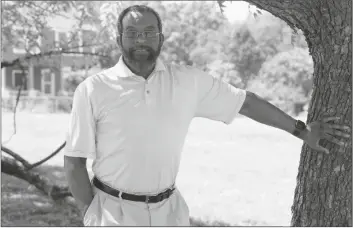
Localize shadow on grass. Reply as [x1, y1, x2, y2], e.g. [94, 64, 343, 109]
[190, 217, 232, 226]
[1, 165, 238, 226]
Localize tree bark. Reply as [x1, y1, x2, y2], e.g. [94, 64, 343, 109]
[229, 0, 352, 226]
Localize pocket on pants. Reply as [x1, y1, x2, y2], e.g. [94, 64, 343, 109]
[100, 197, 126, 226]
[83, 191, 108, 226]
[173, 189, 190, 226]
[178, 195, 190, 225]
[83, 194, 98, 222]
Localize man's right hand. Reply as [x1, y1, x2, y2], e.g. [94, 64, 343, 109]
[64, 156, 95, 220]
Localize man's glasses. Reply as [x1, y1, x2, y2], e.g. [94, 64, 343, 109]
[122, 31, 161, 39]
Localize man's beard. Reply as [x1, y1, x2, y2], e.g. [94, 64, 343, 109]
[122, 45, 161, 64]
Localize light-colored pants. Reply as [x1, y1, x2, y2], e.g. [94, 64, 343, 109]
[83, 186, 190, 226]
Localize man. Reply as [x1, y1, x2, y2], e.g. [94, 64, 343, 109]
[64, 5, 350, 226]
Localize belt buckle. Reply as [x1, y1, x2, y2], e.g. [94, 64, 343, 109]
[145, 192, 156, 203]
[145, 190, 161, 203]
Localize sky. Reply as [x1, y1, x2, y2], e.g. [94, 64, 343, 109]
[48, 1, 253, 31]
[223, 1, 251, 23]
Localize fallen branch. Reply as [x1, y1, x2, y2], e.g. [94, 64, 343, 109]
[1, 141, 66, 171]
[1, 155, 72, 200]
[27, 141, 66, 170]
[1, 146, 31, 168]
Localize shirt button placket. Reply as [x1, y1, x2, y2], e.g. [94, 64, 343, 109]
[145, 82, 151, 105]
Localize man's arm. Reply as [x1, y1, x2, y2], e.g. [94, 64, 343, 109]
[239, 91, 308, 140]
[238, 91, 350, 154]
[64, 156, 94, 215]
[192, 68, 349, 153]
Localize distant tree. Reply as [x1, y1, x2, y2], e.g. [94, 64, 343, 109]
[247, 47, 313, 114]
[225, 25, 268, 87]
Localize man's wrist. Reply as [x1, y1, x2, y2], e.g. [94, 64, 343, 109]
[292, 119, 309, 141]
[298, 127, 310, 142]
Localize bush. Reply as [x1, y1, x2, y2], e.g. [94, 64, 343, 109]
[247, 47, 313, 115]
[57, 90, 73, 113]
[63, 74, 86, 93]
[57, 97, 72, 113]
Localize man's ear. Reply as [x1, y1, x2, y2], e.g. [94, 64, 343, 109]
[160, 33, 165, 46]
[116, 35, 122, 49]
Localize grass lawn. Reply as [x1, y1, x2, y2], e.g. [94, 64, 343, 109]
[1, 110, 305, 226]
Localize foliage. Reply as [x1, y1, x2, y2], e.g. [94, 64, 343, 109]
[63, 74, 86, 93]
[247, 47, 313, 113]
[225, 25, 266, 88]
[2, 1, 112, 69]
[2, 1, 73, 54]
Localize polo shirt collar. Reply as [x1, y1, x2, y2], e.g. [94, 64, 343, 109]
[113, 55, 166, 78]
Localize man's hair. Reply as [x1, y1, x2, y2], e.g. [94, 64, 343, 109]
[117, 5, 163, 34]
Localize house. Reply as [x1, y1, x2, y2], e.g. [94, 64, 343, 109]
[2, 26, 97, 96]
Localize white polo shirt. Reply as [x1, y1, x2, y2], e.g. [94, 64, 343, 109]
[65, 56, 246, 194]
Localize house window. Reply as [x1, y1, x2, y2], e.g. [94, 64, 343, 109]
[41, 69, 55, 95]
[66, 31, 84, 57]
[42, 71, 51, 94]
[12, 70, 28, 90]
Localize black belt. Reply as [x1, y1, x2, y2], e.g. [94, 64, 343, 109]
[92, 177, 175, 203]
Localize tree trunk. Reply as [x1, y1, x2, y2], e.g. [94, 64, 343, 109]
[238, 0, 352, 226]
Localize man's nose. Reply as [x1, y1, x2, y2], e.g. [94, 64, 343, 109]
[135, 34, 147, 44]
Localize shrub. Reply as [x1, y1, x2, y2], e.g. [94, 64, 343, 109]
[63, 74, 86, 93]
[57, 98, 72, 113]
[57, 90, 73, 113]
[247, 47, 313, 115]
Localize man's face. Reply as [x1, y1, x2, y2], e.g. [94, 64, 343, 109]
[118, 10, 163, 64]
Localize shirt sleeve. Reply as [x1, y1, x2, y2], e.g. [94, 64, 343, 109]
[194, 69, 246, 124]
[64, 82, 96, 159]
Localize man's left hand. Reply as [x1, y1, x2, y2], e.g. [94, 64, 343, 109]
[304, 116, 351, 154]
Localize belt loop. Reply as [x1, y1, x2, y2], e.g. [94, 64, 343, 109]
[118, 191, 123, 199]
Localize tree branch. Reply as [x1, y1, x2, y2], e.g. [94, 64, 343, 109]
[2, 140, 66, 171]
[21, 1, 73, 20]
[1, 48, 110, 69]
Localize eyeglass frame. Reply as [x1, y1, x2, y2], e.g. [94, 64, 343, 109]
[121, 31, 162, 39]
